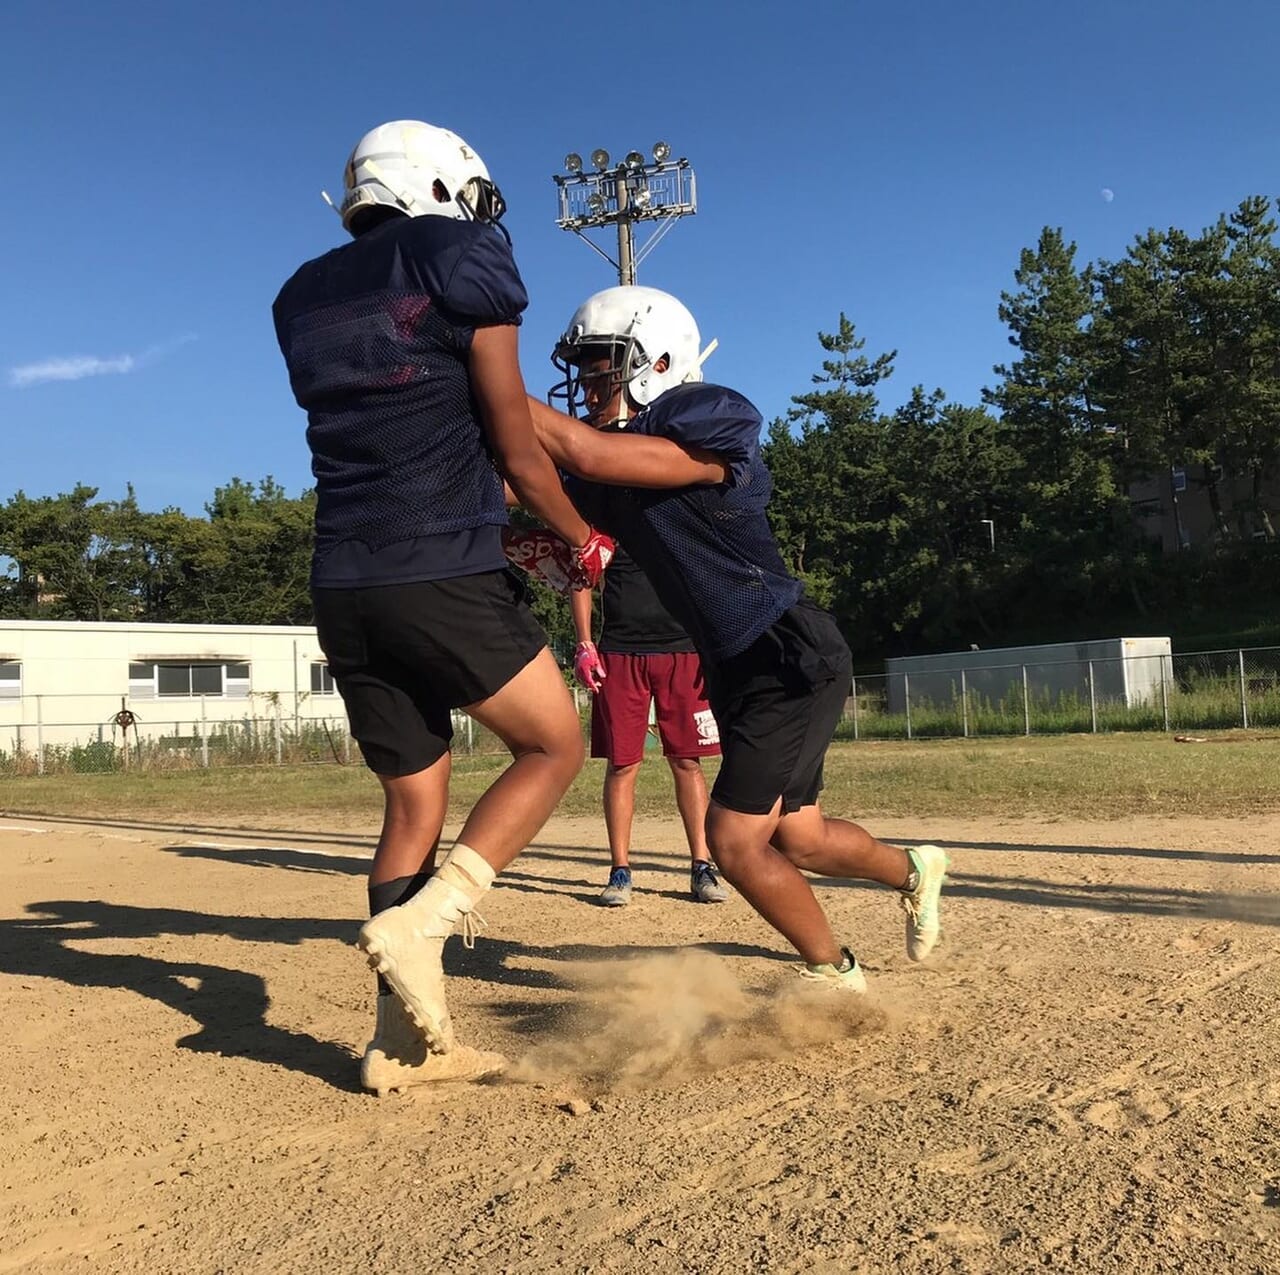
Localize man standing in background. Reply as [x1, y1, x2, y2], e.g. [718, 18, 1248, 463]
[571, 548, 727, 907]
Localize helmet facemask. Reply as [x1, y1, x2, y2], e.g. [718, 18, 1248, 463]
[550, 336, 651, 428]
[549, 286, 709, 425]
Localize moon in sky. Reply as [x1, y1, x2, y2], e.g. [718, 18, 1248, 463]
[1100, 187, 1115, 202]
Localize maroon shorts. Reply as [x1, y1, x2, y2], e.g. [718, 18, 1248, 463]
[590, 652, 722, 767]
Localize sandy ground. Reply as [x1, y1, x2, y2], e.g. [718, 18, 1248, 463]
[1, 808, 1278, 1274]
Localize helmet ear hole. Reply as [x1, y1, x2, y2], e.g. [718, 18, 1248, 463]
[432, 179, 450, 204]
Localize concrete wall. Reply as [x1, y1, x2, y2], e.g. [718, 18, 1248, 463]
[884, 637, 1174, 715]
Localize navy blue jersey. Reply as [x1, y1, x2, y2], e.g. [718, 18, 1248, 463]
[598, 546, 697, 655]
[566, 383, 803, 663]
[273, 215, 527, 584]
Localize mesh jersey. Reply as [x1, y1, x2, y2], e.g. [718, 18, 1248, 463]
[598, 546, 696, 655]
[272, 215, 527, 572]
[566, 383, 803, 664]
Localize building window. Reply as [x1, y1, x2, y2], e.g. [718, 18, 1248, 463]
[0, 661, 19, 700]
[129, 661, 251, 700]
[310, 663, 337, 695]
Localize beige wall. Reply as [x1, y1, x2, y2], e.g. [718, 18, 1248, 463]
[0, 621, 346, 750]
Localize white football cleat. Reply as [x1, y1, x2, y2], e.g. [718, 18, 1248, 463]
[901, 844, 949, 962]
[357, 876, 484, 1054]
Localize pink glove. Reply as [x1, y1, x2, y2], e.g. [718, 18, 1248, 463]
[571, 531, 616, 590]
[573, 640, 607, 693]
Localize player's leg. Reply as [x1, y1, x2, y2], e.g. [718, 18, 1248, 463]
[456, 646, 585, 863]
[768, 801, 909, 884]
[355, 571, 581, 1053]
[370, 752, 450, 888]
[313, 590, 503, 1090]
[651, 653, 725, 901]
[603, 761, 641, 868]
[769, 802, 948, 963]
[363, 763, 504, 1093]
[699, 609, 864, 987]
[592, 654, 651, 905]
[359, 647, 584, 1045]
[705, 798, 840, 963]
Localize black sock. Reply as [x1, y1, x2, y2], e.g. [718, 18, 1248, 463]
[368, 871, 432, 994]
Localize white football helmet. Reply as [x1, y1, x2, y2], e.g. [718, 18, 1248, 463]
[332, 120, 506, 235]
[550, 286, 711, 423]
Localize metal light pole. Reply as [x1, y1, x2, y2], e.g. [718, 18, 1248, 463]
[553, 143, 697, 286]
[979, 519, 996, 553]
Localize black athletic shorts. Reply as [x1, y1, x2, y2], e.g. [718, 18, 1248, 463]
[703, 599, 853, 816]
[312, 569, 546, 777]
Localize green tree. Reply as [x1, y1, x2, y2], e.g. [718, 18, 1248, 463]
[764, 314, 897, 631]
[985, 228, 1139, 617]
[0, 485, 151, 620]
[164, 477, 316, 624]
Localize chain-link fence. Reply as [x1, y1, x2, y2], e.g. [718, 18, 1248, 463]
[836, 646, 1280, 741]
[4, 648, 1276, 776]
[0, 688, 596, 777]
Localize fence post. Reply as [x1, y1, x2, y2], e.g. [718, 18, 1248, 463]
[35, 695, 45, 776]
[200, 696, 210, 768]
[1239, 649, 1249, 729]
[342, 725, 351, 765]
[466, 714, 475, 754]
[1088, 661, 1097, 734]
[904, 673, 913, 741]
[1160, 661, 1170, 732]
[851, 674, 859, 741]
[960, 670, 969, 739]
[273, 700, 283, 765]
[1022, 666, 1031, 737]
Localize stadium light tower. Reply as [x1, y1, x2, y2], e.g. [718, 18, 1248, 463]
[553, 141, 697, 285]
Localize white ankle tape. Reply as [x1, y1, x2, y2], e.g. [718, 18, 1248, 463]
[437, 843, 496, 899]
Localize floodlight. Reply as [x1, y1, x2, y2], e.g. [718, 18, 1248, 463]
[564, 152, 583, 174]
[624, 150, 645, 171]
[633, 187, 652, 209]
[587, 192, 606, 214]
[591, 148, 610, 171]
[652, 140, 671, 163]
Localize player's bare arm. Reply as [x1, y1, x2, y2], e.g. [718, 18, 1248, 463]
[471, 326, 592, 545]
[527, 396, 729, 489]
[570, 580, 594, 645]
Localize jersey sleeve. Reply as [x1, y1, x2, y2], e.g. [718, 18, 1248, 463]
[637, 384, 763, 487]
[439, 228, 529, 328]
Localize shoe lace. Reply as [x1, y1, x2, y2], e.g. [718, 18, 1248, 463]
[460, 909, 487, 950]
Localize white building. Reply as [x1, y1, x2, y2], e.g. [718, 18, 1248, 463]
[0, 620, 348, 755]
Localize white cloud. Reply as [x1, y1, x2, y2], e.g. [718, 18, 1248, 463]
[9, 354, 135, 387]
[8, 334, 197, 389]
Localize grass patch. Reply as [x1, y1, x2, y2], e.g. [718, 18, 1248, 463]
[2, 733, 1277, 827]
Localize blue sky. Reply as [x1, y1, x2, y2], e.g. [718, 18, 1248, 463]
[3, 0, 1278, 514]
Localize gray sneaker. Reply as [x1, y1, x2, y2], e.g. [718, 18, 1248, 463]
[599, 867, 632, 907]
[690, 861, 728, 903]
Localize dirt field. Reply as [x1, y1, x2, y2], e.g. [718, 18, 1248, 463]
[2, 809, 1277, 1273]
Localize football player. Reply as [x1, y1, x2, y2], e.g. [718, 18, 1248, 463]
[533, 286, 949, 990]
[273, 120, 611, 1093]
